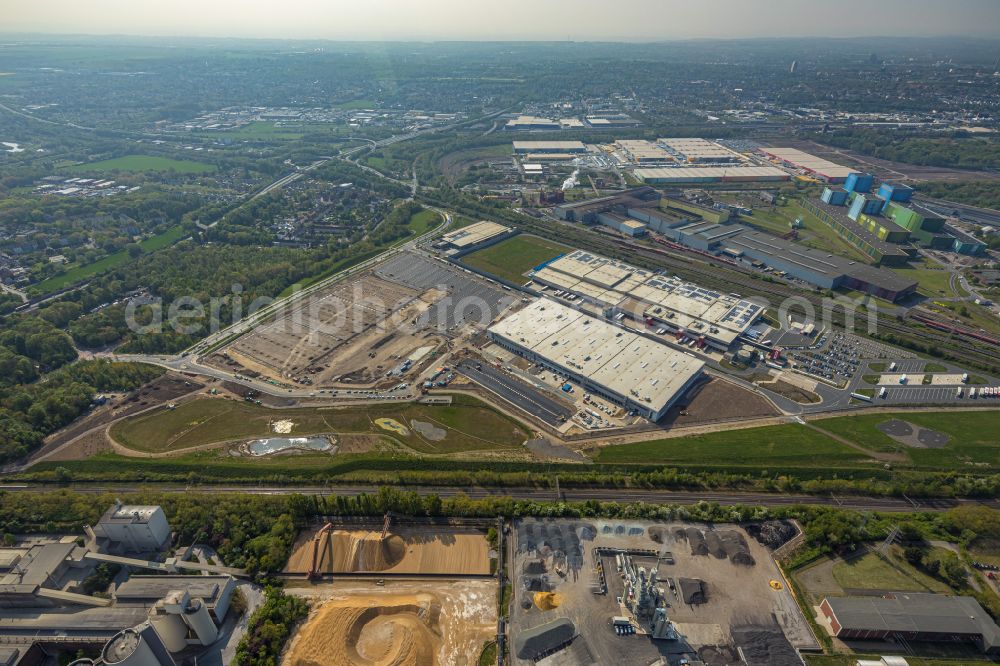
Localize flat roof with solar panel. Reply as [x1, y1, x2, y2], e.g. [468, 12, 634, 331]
[658, 138, 747, 162]
[439, 221, 511, 249]
[488, 298, 704, 420]
[759, 147, 858, 181]
[530, 249, 762, 348]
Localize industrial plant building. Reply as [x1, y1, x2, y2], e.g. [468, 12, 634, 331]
[488, 298, 705, 420]
[820, 594, 1000, 655]
[759, 147, 858, 183]
[723, 231, 918, 302]
[800, 199, 913, 266]
[812, 173, 985, 257]
[529, 250, 764, 350]
[658, 138, 746, 163]
[634, 166, 790, 184]
[554, 187, 662, 224]
[512, 140, 587, 155]
[615, 140, 675, 164]
[0, 504, 244, 666]
[436, 221, 515, 254]
[554, 189, 916, 302]
[505, 116, 562, 131]
[93, 504, 171, 552]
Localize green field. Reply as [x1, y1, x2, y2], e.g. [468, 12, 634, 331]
[832, 551, 950, 593]
[745, 200, 870, 263]
[66, 155, 215, 174]
[334, 99, 376, 110]
[406, 209, 441, 236]
[110, 394, 529, 455]
[462, 234, 572, 284]
[812, 410, 1000, 466]
[197, 121, 307, 140]
[892, 264, 960, 298]
[32, 225, 187, 294]
[593, 410, 1000, 471]
[593, 424, 869, 467]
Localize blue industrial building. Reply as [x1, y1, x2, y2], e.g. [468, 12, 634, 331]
[878, 182, 914, 203]
[948, 225, 987, 256]
[848, 194, 885, 220]
[844, 173, 874, 194]
[821, 187, 849, 206]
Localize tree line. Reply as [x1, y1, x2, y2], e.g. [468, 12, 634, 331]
[0, 360, 162, 463]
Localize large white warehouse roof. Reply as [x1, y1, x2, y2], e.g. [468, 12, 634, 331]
[488, 298, 704, 415]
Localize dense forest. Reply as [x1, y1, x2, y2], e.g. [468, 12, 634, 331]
[64, 202, 429, 352]
[817, 129, 1000, 170]
[234, 588, 309, 666]
[0, 360, 162, 463]
[918, 180, 1000, 214]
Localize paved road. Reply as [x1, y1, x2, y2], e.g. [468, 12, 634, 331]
[917, 196, 1000, 227]
[1, 483, 992, 513]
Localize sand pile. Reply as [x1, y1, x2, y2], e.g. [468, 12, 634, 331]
[319, 531, 407, 572]
[284, 527, 490, 575]
[533, 591, 563, 611]
[286, 593, 442, 666]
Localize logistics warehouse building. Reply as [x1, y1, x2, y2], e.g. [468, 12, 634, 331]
[634, 166, 790, 185]
[759, 147, 858, 183]
[488, 298, 705, 420]
[512, 141, 587, 155]
[436, 221, 514, 254]
[530, 249, 764, 351]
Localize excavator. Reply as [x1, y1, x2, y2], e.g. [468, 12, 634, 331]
[307, 513, 392, 580]
[308, 522, 334, 580]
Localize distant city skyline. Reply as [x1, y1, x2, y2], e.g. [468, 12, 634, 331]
[5, 0, 1000, 41]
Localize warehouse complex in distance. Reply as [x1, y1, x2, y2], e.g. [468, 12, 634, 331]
[488, 298, 705, 420]
[659, 137, 746, 163]
[436, 221, 515, 254]
[634, 165, 791, 184]
[512, 140, 587, 155]
[759, 147, 858, 183]
[553, 189, 918, 302]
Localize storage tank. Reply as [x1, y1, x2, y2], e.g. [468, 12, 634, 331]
[102, 627, 173, 666]
[149, 609, 189, 653]
[182, 598, 219, 645]
[68, 660, 97, 666]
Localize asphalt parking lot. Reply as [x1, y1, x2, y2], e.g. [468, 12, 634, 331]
[879, 385, 998, 404]
[456, 359, 573, 427]
[788, 333, 861, 383]
[375, 252, 513, 332]
[885, 359, 926, 374]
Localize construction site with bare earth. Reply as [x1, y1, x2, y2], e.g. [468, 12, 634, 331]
[280, 517, 498, 666]
[273, 515, 823, 666]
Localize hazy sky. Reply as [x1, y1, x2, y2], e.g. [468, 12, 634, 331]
[6, 0, 1000, 41]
